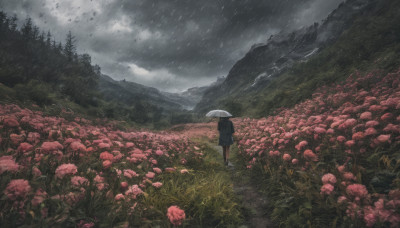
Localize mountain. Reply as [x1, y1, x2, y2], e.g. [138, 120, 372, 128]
[161, 76, 225, 110]
[99, 74, 183, 112]
[195, 0, 394, 116]
[99, 75, 224, 111]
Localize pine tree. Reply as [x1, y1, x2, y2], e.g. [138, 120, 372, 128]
[32, 26, 39, 40]
[39, 31, 45, 43]
[9, 15, 17, 32]
[52, 39, 57, 49]
[0, 11, 6, 25]
[21, 17, 33, 39]
[57, 42, 63, 52]
[64, 31, 76, 62]
[46, 31, 52, 47]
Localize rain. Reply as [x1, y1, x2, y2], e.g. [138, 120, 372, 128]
[0, 0, 343, 92]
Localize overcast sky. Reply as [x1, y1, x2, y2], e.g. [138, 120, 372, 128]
[0, 0, 343, 92]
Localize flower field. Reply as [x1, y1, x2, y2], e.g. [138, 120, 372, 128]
[0, 104, 240, 227]
[234, 69, 400, 227]
[1, 68, 399, 227]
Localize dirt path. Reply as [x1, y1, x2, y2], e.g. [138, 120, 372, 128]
[212, 145, 273, 228]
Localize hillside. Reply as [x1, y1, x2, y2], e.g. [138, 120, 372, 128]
[0, 12, 198, 128]
[195, 0, 400, 117]
[234, 68, 400, 227]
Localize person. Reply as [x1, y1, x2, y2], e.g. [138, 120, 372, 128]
[218, 117, 235, 166]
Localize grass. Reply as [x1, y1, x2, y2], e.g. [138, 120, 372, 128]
[141, 140, 243, 227]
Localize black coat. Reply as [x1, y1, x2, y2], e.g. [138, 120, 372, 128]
[218, 119, 234, 146]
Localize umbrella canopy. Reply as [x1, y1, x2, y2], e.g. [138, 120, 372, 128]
[205, 109, 233, 117]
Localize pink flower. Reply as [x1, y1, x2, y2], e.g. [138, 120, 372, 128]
[71, 176, 89, 187]
[369, 105, 386, 112]
[120, 181, 128, 189]
[102, 160, 112, 169]
[31, 188, 47, 207]
[303, 149, 318, 162]
[339, 118, 357, 130]
[314, 127, 326, 134]
[365, 120, 379, 128]
[32, 166, 42, 177]
[322, 173, 337, 184]
[4, 179, 31, 201]
[10, 134, 24, 145]
[345, 140, 355, 147]
[326, 128, 335, 134]
[94, 175, 105, 184]
[153, 167, 162, 174]
[41, 141, 63, 153]
[282, 153, 291, 161]
[99, 151, 114, 160]
[125, 142, 134, 148]
[295, 140, 308, 150]
[180, 169, 189, 174]
[17, 142, 34, 153]
[0, 156, 20, 174]
[269, 150, 280, 157]
[55, 163, 78, 179]
[291, 158, 299, 165]
[365, 127, 378, 136]
[337, 165, 346, 173]
[352, 132, 365, 141]
[125, 185, 143, 199]
[3, 117, 19, 127]
[27, 132, 40, 145]
[167, 205, 186, 226]
[376, 134, 390, 143]
[165, 167, 176, 173]
[114, 193, 125, 201]
[98, 142, 111, 149]
[124, 169, 138, 179]
[383, 123, 400, 133]
[146, 171, 155, 179]
[337, 136, 346, 142]
[337, 196, 347, 204]
[360, 112, 372, 120]
[284, 132, 293, 139]
[78, 221, 95, 228]
[343, 172, 356, 181]
[70, 141, 86, 152]
[320, 184, 334, 195]
[346, 184, 368, 199]
[155, 150, 164, 156]
[381, 113, 393, 121]
[152, 182, 163, 188]
[364, 213, 376, 227]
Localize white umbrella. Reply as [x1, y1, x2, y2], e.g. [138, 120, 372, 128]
[205, 109, 233, 117]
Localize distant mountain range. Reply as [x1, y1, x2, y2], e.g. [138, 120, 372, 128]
[99, 74, 224, 112]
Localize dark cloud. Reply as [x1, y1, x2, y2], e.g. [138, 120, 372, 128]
[0, 0, 343, 92]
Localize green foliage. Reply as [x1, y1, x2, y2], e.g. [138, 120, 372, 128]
[14, 80, 55, 106]
[142, 171, 242, 227]
[222, 100, 243, 117]
[170, 111, 194, 125]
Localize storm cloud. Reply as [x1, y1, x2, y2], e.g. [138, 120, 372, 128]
[0, 0, 343, 92]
